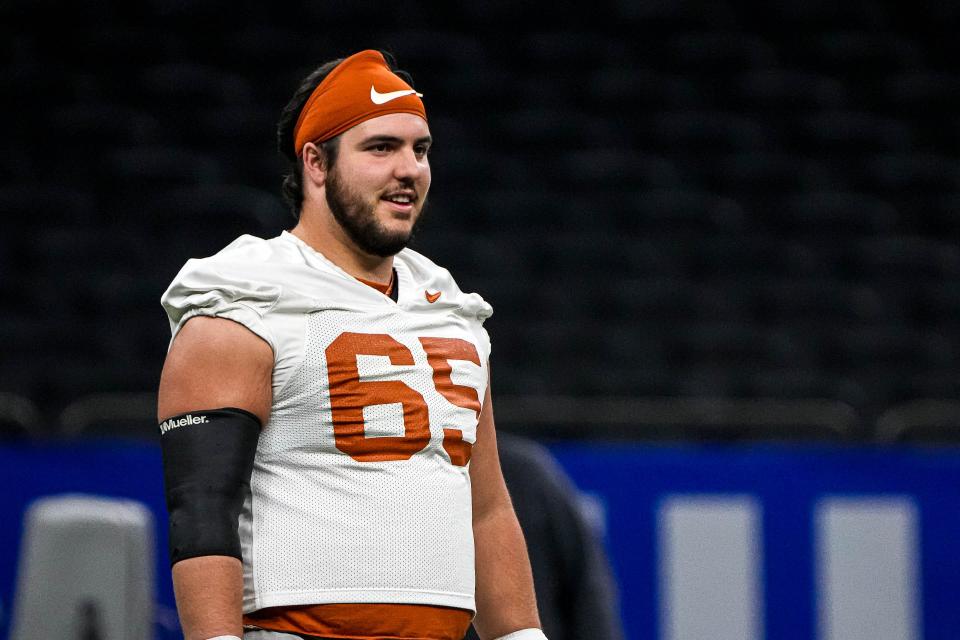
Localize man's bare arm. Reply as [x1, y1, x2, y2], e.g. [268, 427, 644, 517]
[157, 316, 273, 640]
[470, 383, 542, 639]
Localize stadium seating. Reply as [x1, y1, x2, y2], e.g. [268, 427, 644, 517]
[1, 1, 957, 440]
[875, 400, 960, 443]
[58, 392, 158, 440]
[0, 393, 42, 439]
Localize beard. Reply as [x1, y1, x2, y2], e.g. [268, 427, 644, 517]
[325, 167, 426, 258]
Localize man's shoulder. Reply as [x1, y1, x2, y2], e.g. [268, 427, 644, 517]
[161, 234, 304, 312]
[203, 233, 297, 269]
[394, 248, 461, 303]
[394, 247, 452, 281]
[396, 248, 493, 321]
[169, 233, 308, 283]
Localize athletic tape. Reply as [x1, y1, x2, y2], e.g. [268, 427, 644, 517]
[494, 629, 549, 640]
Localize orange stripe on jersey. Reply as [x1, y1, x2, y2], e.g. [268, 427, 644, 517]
[356, 272, 395, 297]
[243, 603, 472, 640]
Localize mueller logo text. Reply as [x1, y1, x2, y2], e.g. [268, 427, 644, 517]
[159, 414, 209, 435]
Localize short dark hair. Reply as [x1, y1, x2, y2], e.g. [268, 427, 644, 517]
[276, 51, 417, 220]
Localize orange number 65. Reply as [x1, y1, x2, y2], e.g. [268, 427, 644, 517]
[325, 332, 482, 465]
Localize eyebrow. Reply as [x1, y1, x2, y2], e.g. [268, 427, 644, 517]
[360, 134, 433, 146]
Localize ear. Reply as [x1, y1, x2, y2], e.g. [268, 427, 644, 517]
[301, 142, 328, 188]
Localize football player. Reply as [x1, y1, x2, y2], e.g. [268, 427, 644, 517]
[157, 50, 546, 640]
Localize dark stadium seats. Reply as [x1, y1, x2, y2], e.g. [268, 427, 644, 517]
[220, 27, 317, 70]
[601, 278, 741, 322]
[496, 109, 614, 151]
[138, 62, 254, 108]
[528, 232, 680, 280]
[141, 184, 287, 236]
[797, 111, 915, 152]
[610, 0, 737, 27]
[882, 72, 960, 115]
[748, 278, 889, 323]
[2, 2, 958, 441]
[590, 67, 703, 111]
[622, 190, 746, 232]
[664, 32, 779, 73]
[104, 146, 224, 188]
[555, 150, 682, 190]
[691, 153, 837, 195]
[732, 70, 849, 110]
[644, 111, 777, 152]
[495, 395, 856, 441]
[863, 154, 960, 193]
[875, 400, 960, 444]
[850, 237, 960, 279]
[0, 393, 42, 440]
[0, 185, 97, 227]
[773, 191, 900, 234]
[57, 392, 158, 440]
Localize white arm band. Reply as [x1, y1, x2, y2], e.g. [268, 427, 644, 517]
[494, 630, 549, 640]
[205, 636, 242, 640]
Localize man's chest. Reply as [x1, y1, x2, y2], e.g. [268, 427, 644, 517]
[270, 307, 488, 467]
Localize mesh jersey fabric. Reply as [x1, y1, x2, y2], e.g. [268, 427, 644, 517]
[161, 231, 493, 613]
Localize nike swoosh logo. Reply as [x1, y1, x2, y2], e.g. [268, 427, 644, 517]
[370, 86, 423, 105]
[425, 290, 441, 303]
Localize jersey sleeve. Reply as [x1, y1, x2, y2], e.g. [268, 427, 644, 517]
[470, 319, 492, 364]
[161, 257, 282, 355]
[460, 292, 493, 363]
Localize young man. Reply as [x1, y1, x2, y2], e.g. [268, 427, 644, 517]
[157, 50, 546, 640]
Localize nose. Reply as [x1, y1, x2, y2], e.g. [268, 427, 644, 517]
[393, 146, 424, 181]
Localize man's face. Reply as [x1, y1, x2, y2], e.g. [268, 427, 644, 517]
[324, 113, 432, 258]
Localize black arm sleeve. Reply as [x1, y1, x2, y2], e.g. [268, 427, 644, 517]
[159, 407, 261, 566]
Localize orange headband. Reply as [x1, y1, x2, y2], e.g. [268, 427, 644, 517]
[293, 50, 427, 157]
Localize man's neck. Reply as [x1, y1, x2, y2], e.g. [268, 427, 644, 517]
[290, 213, 395, 285]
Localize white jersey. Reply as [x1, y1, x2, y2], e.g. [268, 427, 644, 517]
[161, 231, 492, 613]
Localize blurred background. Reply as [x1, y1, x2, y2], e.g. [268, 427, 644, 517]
[1, 1, 959, 639]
